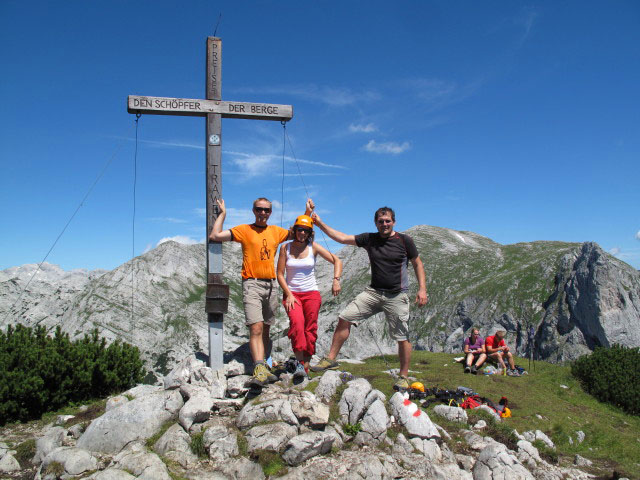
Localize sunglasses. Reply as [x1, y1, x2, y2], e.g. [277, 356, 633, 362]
[377, 219, 393, 225]
[295, 227, 312, 234]
[254, 207, 272, 213]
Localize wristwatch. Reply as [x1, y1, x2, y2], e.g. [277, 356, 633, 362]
[333, 276, 341, 281]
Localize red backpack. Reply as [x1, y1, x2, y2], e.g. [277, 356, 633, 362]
[460, 395, 482, 409]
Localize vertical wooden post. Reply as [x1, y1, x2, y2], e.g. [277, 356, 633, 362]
[205, 37, 227, 371]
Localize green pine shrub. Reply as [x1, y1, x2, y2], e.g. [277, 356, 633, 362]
[571, 344, 640, 415]
[0, 324, 145, 425]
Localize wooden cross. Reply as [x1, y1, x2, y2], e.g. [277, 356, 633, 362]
[127, 37, 294, 371]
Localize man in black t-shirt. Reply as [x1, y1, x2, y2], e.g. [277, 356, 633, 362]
[309, 206, 428, 389]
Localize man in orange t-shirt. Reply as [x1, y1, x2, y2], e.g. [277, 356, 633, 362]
[210, 196, 312, 387]
[485, 330, 517, 374]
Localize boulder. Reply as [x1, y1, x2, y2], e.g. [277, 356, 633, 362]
[517, 439, 542, 468]
[32, 426, 66, 464]
[236, 397, 299, 429]
[473, 442, 534, 480]
[42, 446, 98, 476]
[202, 424, 239, 461]
[87, 469, 137, 479]
[409, 437, 442, 462]
[77, 389, 183, 454]
[338, 378, 373, 425]
[153, 423, 194, 459]
[227, 375, 251, 398]
[354, 398, 388, 445]
[281, 431, 335, 466]
[245, 422, 298, 453]
[112, 443, 172, 480]
[389, 392, 440, 440]
[178, 385, 214, 430]
[289, 391, 329, 427]
[433, 405, 468, 423]
[574, 454, 593, 467]
[163, 355, 206, 390]
[219, 456, 265, 479]
[314, 370, 343, 402]
[0, 453, 21, 473]
[106, 395, 129, 412]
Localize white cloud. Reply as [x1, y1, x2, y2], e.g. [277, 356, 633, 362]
[609, 247, 621, 256]
[148, 217, 188, 224]
[349, 123, 378, 133]
[231, 84, 380, 107]
[363, 140, 410, 155]
[157, 236, 200, 246]
[141, 139, 204, 150]
[635, 230, 640, 241]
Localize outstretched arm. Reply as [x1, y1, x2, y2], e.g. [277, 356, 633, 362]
[313, 242, 343, 296]
[410, 256, 428, 306]
[311, 212, 356, 245]
[209, 199, 233, 242]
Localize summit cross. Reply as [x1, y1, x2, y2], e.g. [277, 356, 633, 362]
[127, 37, 294, 370]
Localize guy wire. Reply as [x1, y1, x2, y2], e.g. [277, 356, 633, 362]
[1, 122, 137, 324]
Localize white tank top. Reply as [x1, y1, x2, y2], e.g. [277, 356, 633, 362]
[285, 243, 318, 292]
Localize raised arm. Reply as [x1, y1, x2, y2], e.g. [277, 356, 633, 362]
[313, 242, 343, 296]
[311, 212, 356, 246]
[208, 199, 233, 242]
[410, 256, 428, 306]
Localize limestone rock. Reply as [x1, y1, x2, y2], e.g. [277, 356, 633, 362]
[281, 431, 334, 466]
[574, 454, 593, 467]
[106, 395, 129, 412]
[112, 443, 172, 480]
[218, 456, 265, 479]
[433, 405, 468, 423]
[77, 389, 183, 454]
[226, 375, 251, 398]
[354, 398, 388, 445]
[314, 370, 343, 402]
[290, 391, 329, 427]
[338, 377, 373, 425]
[245, 422, 298, 453]
[389, 392, 440, 440]
[33, 426, 66, 464]
[203, 424, 239, 461]
[87, 469, 137, 479]
[42, 446, 98, 476]
[236, 397, 299, 429]
[178, 385, 214, 430]
[0, 453, 21, 472]
[517, 439, 542, 468]
[473, 442, 534, 480]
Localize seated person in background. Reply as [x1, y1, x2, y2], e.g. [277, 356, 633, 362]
[485, 330, 519, 375]
[463, 327, 486, 374]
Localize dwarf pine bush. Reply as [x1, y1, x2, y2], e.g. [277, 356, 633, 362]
[0, 324, 144, 425]
[571, 344, 640, 415]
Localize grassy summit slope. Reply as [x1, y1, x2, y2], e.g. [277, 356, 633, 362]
[318, 351, 640, 479]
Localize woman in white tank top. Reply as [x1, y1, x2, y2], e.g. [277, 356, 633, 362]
[277, 214, 342, 377]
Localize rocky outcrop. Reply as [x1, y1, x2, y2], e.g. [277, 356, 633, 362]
[3, 351, 605, 480]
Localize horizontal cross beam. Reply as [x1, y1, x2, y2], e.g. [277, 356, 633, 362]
[128, 95, 293, 121]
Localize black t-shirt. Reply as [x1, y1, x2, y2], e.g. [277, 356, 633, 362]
[355, 232, 419, 293]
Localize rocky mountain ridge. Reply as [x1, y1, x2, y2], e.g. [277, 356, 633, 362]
[2, 226, 639, 379]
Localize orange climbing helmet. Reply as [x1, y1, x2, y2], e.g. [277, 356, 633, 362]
[410, 382, 425, 392]
[294, 215, 314, 230]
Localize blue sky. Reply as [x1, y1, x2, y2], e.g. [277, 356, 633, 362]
[1, 1, 639, 271]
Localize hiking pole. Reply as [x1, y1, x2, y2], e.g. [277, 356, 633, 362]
[528, 325, 535, 373]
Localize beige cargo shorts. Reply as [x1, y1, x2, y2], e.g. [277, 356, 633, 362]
[242, 278, 278, 326]
[339, 287, 410, 341]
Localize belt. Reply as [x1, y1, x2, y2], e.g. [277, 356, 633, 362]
[244, 277, 275, 281]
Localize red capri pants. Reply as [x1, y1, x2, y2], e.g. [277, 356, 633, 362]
[284, 290, 322, 356]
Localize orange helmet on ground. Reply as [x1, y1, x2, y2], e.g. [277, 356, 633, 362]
[410, 382, 425, 392]
[294, 215, 313, 229]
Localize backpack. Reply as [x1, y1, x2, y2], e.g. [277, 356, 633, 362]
[460, 395, 482, 409]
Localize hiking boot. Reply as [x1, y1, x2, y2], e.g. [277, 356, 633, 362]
[293, 361, 307, 380]
[393, 375, 410, 391]
[310, 357, 339, 372]
[507, 369, 521, 377]
[247, 363, 270, 388]
[464, 366, 471, 374]
[471, 365, 478, 375]
[265, 364, 278, 383]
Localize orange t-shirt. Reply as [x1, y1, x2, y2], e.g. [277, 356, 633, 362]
[231, 224, 289, 279]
